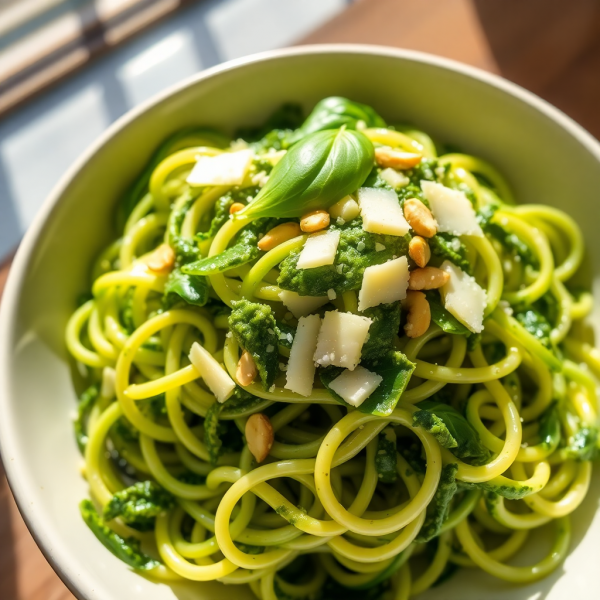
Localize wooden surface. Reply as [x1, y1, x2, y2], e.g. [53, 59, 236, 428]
[1, 0, 600, 598]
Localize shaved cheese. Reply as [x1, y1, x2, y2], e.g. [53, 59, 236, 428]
[357, 187, 410, 236]
[189, 342, 235, 403]
[440, 260, 487, 333]
[313, 311, 372, 370]
[296, 230, 340, 269]
[285, 314, 321, 397]
[421, 181, 483, 237]
[358, 256, 409, 311]
[279, 290, 328, 318]
[329, 195, 360, 222]
[187, 149, 253, 186]
[328, 366, 383, 407]
[380, 168, 409, 189]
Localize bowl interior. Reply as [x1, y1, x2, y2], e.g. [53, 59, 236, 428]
[2, 46, 600, 600]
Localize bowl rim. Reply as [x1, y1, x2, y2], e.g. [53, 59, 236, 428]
[2, 43, 600, 600]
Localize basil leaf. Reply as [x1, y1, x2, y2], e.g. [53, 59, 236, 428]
[425, 292, 470, 336]
[361, 303, 401, 362]
[289, 96, 386, 144]
[238, 128, 374, 219]
[320, 351, 415, 417]
[414, 401, 492, 465]
[183, 244, 258, 275]
[163, 268, 209, 308]
[204, 401, 224, 465]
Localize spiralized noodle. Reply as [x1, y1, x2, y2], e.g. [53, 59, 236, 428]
[67, 106, 598, 599]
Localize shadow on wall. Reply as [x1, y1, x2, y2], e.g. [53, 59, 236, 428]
[0, 457, 17, 600]
[472, 0, 600, 138]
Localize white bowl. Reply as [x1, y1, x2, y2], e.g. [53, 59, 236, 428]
[2, 45, 600, 600]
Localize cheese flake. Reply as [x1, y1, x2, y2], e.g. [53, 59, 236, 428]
[313, 311, 372, 370]
[421, 181, 483, 237]
[189, 342, 236, 403]
[296, 230, 340, 269]
[440, 260, 487, 333]
[357, 187, 410, 237]
[328, 366, 383, 408]
[186, 149, 253, 186]
[380, 168, 410, 189]
[284, 314, 321, 397]
[279, 290, 328, 318]
[358, 256, 410, 311]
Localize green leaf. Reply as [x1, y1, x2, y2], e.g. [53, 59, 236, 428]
[163, 268, 209, 308]
[375, 427, 398, 483]
[195, 194, 235, 242]
[229, 299, 281, 390]
[320, 351, 415, 417]
[73, 384, 100, 454]
[278, 219, 409, 297]
[80, 500, 160, 570]
[413, 409, 458, 449]
[425, 292, 470, 336]
[238, 128, 374, 219]
[414, 400, 492, 465]
[417, 463, 458, 542]
[288, 96, 386, 144]
[103, 481, 174, 531]
[361, 303, 401, 362]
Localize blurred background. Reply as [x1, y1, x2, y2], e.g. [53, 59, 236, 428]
[0, 0, 599, 598]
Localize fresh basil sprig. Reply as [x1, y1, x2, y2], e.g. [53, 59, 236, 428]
[288, 96, 385, 144]
[238, 128, 374, 219]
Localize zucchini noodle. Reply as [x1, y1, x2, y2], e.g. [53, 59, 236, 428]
[67, 98, 599, 599]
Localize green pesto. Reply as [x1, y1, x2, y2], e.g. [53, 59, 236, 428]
[458, 480, 533, 500]
[428, 233, 472, 275]
[276, 320, 296, 350]
[425, 292, 470, 336]
[162, 268, 209, 309]
[375, 427, 398, 484]
[79, 500, 160, 570]
[320, 351, 415, 417]
[278, 219, 410, 296]
[74, 384, 100, 454]
[182, 218, 278, 275]
[361, 303, 401, 362]
[167, 193, 201, 265]
[204, 401, 224, 465]
[414, 400, 492, 466]
[229, 299, 280, 390]
[417, 463, 458, 542]
[412, 409, 458, 449]
[103, 481, 174, 531]
[239, 129, 374, 219]
[513, 307, 552, 348]
[566, 426, 600, 462]
[220, 386, 266, 418]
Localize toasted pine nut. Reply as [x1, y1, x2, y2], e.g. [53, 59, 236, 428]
[237, 351, 257, 386]
[409, 267, 450, 290]
[229, 202, 245, 214]
[403, 199, 437, 238]
[257, 222, 302, 251]
[409, 236, 431, 268]
[245, 413, 274, 463]
[329, 195, 360, 223]
[402, 290, 431, 338]
[146, 244, 175, 273]
[375, 147, 422, 170]
[300, 209, 330, 233]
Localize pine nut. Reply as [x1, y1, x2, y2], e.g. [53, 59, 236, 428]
[375, 147, 422, 170]
[229, 202, 245, 214]
[245, 413, 274, 463]
[402, 290, 431, 338]
[403, 199, 437, 238]
[409, 236, 431, 268]
[300, 209, 330, 233]
[409, 267, 450, 290]
[257, 222, 302, 251]
[236, 351, 257, 386]
[146, 244, 175, 273]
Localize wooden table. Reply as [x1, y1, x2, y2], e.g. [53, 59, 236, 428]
[1, 0, 600, 598]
